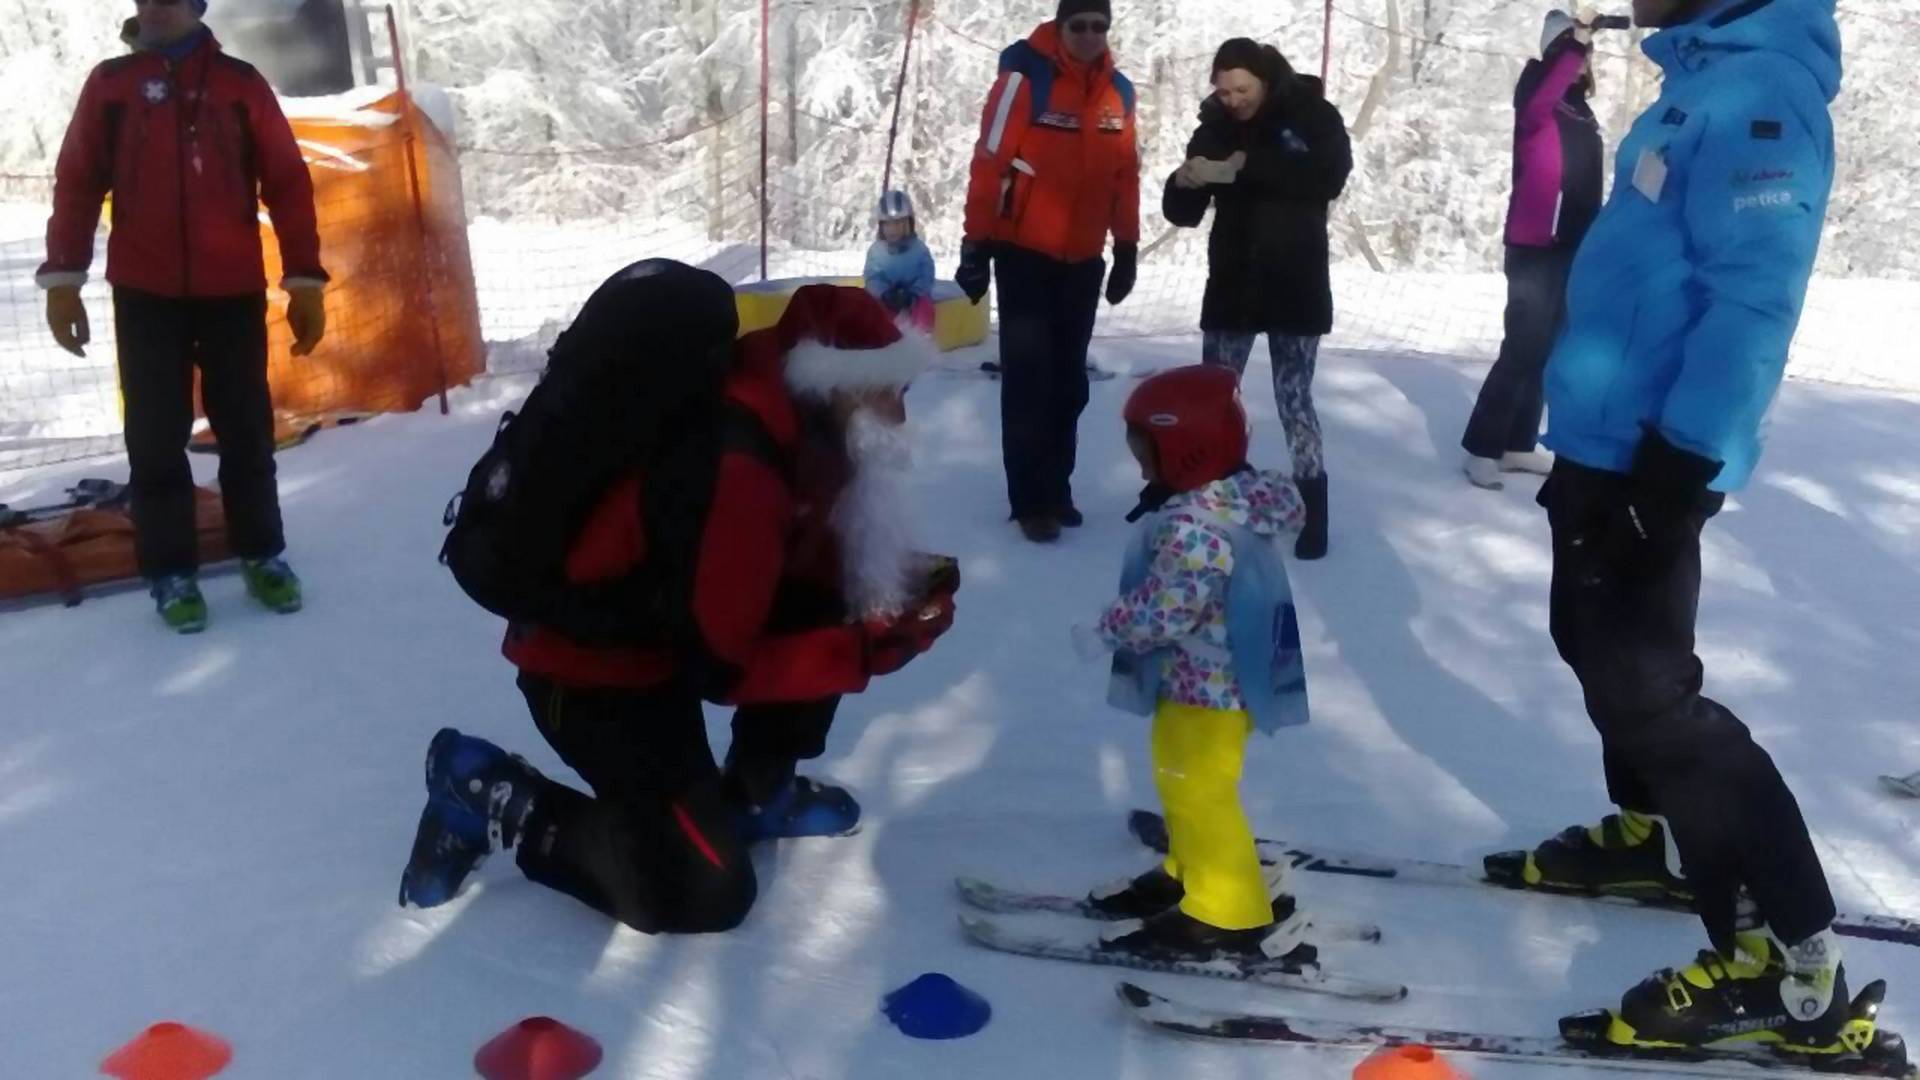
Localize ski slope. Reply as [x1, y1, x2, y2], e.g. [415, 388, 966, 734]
[4, 335, 1920, 1079]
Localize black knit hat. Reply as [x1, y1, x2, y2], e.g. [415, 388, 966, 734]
[1056, 0, 1111, 22]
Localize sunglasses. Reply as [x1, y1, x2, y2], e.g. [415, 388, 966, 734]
[1065, 18, 1109, 34]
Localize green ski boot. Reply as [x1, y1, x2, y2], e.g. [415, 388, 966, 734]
[152, 575, 208, 633]
[242, 557, 303, 614]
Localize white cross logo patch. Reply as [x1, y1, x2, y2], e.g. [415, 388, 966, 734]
[142, 78, 169, 105]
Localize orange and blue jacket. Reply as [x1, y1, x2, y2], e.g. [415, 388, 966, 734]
[963, 22, 1140, 264]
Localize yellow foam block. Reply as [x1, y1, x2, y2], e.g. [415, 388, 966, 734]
[731, 277, 988, 352]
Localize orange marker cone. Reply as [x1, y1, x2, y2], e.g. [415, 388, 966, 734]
[1353, 1043, 1468, 1080]
[474, 1016, 603, 1080]
[100, 1022, 232, 1080]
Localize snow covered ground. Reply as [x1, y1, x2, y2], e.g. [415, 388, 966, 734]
[4, 333, 1920, 1079]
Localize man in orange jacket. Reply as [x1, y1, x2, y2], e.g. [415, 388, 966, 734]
[38, 0, 326, 632]
[956, 0, 1140, 543]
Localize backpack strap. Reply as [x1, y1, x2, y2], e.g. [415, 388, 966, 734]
[717, 400, 791, 483]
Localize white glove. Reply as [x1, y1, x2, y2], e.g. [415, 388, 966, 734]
[1070, 622, 1112, 663]
[1573, 5, 1599, 43]
[1185, 155, 1244, 186]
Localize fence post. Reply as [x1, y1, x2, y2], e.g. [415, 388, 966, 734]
[386, 4, 450, 415]
[759, 0, 771, 281]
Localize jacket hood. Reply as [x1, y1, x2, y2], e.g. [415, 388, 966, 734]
[1164, 468, 1301, 537]
[1644, 0, 1840, 102]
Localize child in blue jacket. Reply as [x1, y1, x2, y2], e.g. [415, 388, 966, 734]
[864, 190, 936, 333]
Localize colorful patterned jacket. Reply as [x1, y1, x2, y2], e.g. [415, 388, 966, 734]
[1098, 469, 1308, 728]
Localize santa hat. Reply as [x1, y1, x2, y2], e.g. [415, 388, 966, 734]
[778, 284, 934, 399]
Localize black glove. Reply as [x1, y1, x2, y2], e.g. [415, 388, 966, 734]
[1601, 429, 1723, 581]
[1105, 242, 1137, 306]
[882, 285, 911, 314]
[955, 241, 992, 305]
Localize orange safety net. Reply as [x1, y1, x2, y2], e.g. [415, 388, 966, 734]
[261, 91, 483, 418]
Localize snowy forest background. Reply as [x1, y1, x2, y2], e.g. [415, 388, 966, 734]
[3, 0, 1915, 279]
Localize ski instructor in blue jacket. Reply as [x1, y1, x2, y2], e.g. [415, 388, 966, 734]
[1500, 0, 1857, 1054]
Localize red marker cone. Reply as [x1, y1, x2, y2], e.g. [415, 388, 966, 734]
[474, 1016, 603, 1080]
[100, 1022, 232, 1080]
[1353, 1044, 1469, 1080]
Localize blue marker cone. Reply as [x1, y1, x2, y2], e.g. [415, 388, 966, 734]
[882, 973, 991, 1040]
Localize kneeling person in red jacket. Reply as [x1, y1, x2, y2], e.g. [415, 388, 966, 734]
[400, 282, 956, 934]
[38, 0, 328, 632]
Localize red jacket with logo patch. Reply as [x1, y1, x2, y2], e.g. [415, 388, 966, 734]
[963, 22, 1140, 264]
[39, 31, 325, 297]
[502, 331, 871, 705]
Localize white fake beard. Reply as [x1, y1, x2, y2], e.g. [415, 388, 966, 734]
[834, 407, 921, 619]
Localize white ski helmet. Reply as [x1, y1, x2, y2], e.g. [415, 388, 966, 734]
[1540, 9, 1577, 56]
[875, 189, 915, 223]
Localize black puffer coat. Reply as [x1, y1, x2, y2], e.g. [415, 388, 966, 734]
[1163, 78, 1352, 336]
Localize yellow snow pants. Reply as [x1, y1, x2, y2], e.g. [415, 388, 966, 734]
[1152, 701, 1270, 930]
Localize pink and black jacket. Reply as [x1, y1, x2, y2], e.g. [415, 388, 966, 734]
[1503, 36, 1603, 250]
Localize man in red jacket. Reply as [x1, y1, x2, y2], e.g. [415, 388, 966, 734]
[956, 0, 1140, 543]
[38, 0, 327, 633]
[399, 283, 959, 935]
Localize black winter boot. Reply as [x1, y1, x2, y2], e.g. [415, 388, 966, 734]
[1294, 472, 1328, 560]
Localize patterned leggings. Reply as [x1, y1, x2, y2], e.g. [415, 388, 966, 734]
[1201, 331, 1325, 478]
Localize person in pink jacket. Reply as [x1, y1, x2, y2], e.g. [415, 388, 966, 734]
[1461, 7, 1604, 489]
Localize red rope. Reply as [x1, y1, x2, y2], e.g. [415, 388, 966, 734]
[1320, 0, 1336, 83]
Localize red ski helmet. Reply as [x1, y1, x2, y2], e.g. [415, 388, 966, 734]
[1122, 364, 1250, 492]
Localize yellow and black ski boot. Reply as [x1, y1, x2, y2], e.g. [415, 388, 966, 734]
[1607, 929, 1868, 1052]
[1485, 809, 1691, 903]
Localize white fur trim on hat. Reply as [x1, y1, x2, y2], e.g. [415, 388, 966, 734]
[784, 330, 935, 398]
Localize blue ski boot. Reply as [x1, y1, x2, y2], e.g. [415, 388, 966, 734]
[727, 756, 861, 842]
[398, 728, 546, 908]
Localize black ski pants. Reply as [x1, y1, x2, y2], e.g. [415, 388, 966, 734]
[1541, 461, 1834, 950]
[994, 245, 1104, 521]
[114, 287, 284, 579]
[513, 675, 839, 935]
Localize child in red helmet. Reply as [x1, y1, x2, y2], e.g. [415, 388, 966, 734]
[1073, 364, 1312, 962]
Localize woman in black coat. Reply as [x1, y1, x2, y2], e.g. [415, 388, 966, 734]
[1164, 38, 1351, 559]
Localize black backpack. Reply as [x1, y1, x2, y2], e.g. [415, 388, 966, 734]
[439, 259, 743, 647]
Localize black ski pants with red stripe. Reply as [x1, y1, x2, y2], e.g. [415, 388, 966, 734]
[512, 672, 838, 934]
